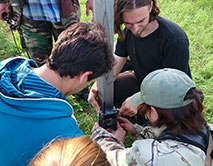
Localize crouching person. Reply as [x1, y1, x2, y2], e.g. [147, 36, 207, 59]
[91, 68, 212, 166]
[0, 22, 114, 166]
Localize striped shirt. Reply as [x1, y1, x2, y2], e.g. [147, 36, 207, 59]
[23, 0, 61, 22]
[0, 59, 67, 101]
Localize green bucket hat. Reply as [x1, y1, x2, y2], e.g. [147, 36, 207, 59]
[130, 68, 196, 108]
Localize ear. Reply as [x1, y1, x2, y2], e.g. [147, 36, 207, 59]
[149, 106, 159, 122]
[79, 71, 93, 83]
[149, 1, 153, 12]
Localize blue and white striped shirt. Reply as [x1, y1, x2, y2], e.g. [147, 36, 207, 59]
[23, 0, 60, 22]
[0, 58, 66, 101]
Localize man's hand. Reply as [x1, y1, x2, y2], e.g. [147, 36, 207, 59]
[88, 82, 100, 112]
[86, 0, 93, 21]
[118, 116, 135, 133]
[0, 3, 9, 20]
[118, 97, 138, 117]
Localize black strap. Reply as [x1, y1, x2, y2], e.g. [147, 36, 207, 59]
[158, 126, 209, 154]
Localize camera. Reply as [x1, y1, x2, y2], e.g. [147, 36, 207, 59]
[98, 106, 118, 130]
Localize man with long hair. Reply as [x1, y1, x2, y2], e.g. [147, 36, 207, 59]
[88, 0, 192, 123]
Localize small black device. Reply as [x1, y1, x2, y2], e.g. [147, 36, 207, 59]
[98, 106, 118, 130]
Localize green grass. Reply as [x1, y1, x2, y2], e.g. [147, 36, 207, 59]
[0, 0, 212, 141]
[158, 0, 213, 123]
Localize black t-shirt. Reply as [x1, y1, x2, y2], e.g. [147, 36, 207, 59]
[115, 16, 191, 83]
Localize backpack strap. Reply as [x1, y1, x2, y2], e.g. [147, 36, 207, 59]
[205, 124, 213, 166]
[158, 125, 209, 154]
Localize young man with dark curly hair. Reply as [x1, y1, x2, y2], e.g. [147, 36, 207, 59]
[0, 22, 114, 166]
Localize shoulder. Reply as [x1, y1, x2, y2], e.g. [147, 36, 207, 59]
[0, 57, 28, 70]
[130, 139, 206, 166]
[157, 16, 188, 41]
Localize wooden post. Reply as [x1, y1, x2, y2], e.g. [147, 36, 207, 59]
[93, 0, 114, 108]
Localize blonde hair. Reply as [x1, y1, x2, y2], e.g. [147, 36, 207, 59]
[28, 135, 110, 166]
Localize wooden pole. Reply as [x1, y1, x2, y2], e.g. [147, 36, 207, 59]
[93, 0, 114, 108]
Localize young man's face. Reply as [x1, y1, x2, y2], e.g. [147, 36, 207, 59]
[122, 6, 151, 37]
[64, 72, 92, 96]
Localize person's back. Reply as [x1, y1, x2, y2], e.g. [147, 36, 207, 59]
[0, 60, 83, 164]
[0, 22, 114, 166]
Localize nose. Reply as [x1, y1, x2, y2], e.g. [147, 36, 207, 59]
[131, 24, 140, 34]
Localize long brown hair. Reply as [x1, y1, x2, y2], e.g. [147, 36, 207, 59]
[28, 135, 111, 166]
[114, 0, 160, 40]
[138, 88, 206, 136]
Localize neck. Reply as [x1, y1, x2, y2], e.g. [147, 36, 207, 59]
[140, 19, 159, 38]
[32, 65, 69, 95]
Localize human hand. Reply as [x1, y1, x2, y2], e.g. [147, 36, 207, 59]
[118, 97, 138, 117]
[88, 83, 100, 113]
[117, 116, 135, 133]
[92, 122, 126, 143]
[0, 3, 9, 20]
[86, 0, 93, 21]
[108, 122, 126, 143]
[92, 122, 100, 132]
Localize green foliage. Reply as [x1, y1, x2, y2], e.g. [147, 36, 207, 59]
[68, 95, 98, 135]
[0, 22, 17, 60]
[158, 0, 213, 123]
[0, 21, 28, 60]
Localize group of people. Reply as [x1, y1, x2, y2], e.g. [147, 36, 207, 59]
[0, 0, 212, 166]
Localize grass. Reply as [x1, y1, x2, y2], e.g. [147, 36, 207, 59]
[0, 0, 212, 143]
[158, 0, 213, 123]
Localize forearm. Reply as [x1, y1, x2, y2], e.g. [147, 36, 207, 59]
[91, 127, 129, 166]
[113, 54, 127, 80]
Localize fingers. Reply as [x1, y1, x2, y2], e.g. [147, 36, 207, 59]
[117, 116, 129, 123]
[86, 0, 93, 17]
[86, 8, 89, 16]
[118, 107, 136, 117]
[88, 89, 100, 112]
[0, 3, 9, 20]
[118, 97, 138, 117]
[92, 122, 100, 132]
